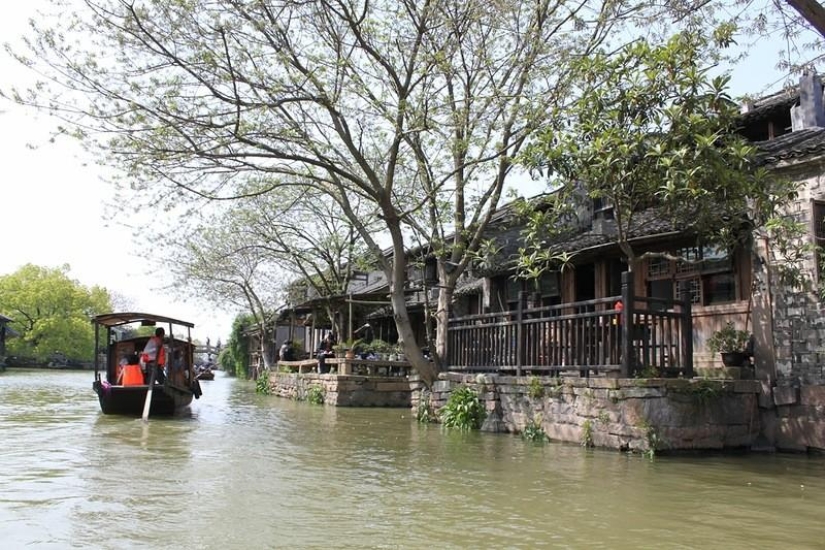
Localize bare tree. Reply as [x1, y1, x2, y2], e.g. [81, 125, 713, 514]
[233, 186, 380, 337]
[170, 219, 284, 369]
[7, 0, 658, 385]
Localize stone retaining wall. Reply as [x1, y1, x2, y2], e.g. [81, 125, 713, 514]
[269, 372, 417, 407]
[429, 374, 762, 453]
[759, 385, 825, 452]
[266, 371, 824, 453]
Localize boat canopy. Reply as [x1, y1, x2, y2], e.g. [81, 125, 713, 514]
[92, 312, 195, 329]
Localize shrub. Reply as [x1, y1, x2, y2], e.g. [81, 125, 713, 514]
[416, 396, 436, 424]
[707, 322, 750, 353]
[255, 368, 271, 395]
[522, 416, 547, 443]
[527, 376, 544, 399]
[306, 385, 325, 405]
[440, 386, 486, 431]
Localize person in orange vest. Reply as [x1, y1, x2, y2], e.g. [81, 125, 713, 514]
[141, 327, 167, 384]
[118, 353, 144, 386]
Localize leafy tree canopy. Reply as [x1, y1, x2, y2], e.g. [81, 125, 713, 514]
[519, 31, 797, 276]
[0, 264, 113, 361]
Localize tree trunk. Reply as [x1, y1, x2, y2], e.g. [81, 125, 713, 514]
[385, 235, 437, 387]
[434, 281, 453, 372]
[260, 325, 273, 369]
[390, 283, 436, 387]
[785, 0, 825, 39]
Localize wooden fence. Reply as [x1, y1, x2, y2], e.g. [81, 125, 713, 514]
[447, 272, 693, 378]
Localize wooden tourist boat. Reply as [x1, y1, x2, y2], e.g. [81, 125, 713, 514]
[196, 365, 215, 380]
[92, 312, 202, 417]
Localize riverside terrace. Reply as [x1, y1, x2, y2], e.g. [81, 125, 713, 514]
[278, 272, 693, 380]
[266, 279, 814, 453]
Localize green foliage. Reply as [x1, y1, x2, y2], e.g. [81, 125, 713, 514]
[362, 339, 393, 355]
[221, 314, 253, 378]
[635, 364, 660, 379]
[416, 397, 436, 424]
[707, 322, 750, 353]
[440, 386, 486, 431]
[670, 379, 724, 403]
[645, 429, 661, 459]
[581, 419, 594, 448]
[512, 193, 580, 281]
[306, 385, 325, 405]
[526, 376, 545, 399]
[255, 368, 271, 395]
[0, 264, 112, 361]
[522, 416, 547, 443]
[7, 0, 667, 391]
[333, 339, 357, 353]
[520, 30, 793, 268]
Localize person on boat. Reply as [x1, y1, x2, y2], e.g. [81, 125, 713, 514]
[117, 353, 144, 386]
[141, 327, 167, 384]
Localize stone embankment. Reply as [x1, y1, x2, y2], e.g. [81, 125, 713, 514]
[428, 374, 762, 453]
[266, 370, 824, 453]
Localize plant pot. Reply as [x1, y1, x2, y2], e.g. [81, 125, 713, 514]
[345, 349, 355, 360]
[720, 351, 747, 367]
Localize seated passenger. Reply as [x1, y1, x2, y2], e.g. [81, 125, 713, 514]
[119, 353, 144, 386]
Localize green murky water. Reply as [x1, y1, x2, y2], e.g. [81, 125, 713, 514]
[1, 369, 823, 549]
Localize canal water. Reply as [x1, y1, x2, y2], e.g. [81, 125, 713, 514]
[1, 369, 824, 549]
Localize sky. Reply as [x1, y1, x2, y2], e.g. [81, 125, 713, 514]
[0, 1, 819, 344]
[0, 2, 239, 343]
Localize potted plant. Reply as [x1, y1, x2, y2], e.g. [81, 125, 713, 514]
[333, 340, 356, 360]
[392, 343, 406, 362]
[368, 339, 392, 360]
[707, 322, 751, 367]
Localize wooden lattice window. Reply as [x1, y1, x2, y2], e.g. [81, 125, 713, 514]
[813, 200, 825, 280]
[645, 245, 737, 306]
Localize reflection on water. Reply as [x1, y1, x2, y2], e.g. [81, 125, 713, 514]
[1, 369, 824, 549]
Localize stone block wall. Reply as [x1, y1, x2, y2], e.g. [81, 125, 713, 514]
[428, 374, 761, 453]
[759, 385, 825, 452]
[265, 371, 823, 453]
[759, 165, 825, 385]
[268, 372, 417, 407]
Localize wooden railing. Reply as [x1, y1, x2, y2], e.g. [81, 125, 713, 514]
[447, 272, 693, 378]
[277, 358, 415, 376]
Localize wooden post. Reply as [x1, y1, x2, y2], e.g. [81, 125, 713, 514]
[516, 291, 526, 377]
[348, 293, 353, 342]
[0, 321, 6, 359]
[681, 299, 693, 378]
[620, 272, 634, 378]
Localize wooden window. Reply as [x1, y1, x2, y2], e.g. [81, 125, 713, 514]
[538, 272, 560, 297]
[813, 200, 825, 280]
[593, 197, 614, 220]
[645, 245, 738, 306]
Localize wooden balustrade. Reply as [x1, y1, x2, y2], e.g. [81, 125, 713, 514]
[277, 358, 415, 377]
[448, 272, 693, 377]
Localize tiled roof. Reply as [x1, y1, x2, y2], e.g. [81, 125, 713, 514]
[454, 276, 483, 296]
[476, 207, 686, 277]
[756, 127, 825, 164]
[740, 87, 799, 122]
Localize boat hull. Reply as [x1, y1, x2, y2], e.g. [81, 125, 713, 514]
[93, 380, 198, 416]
